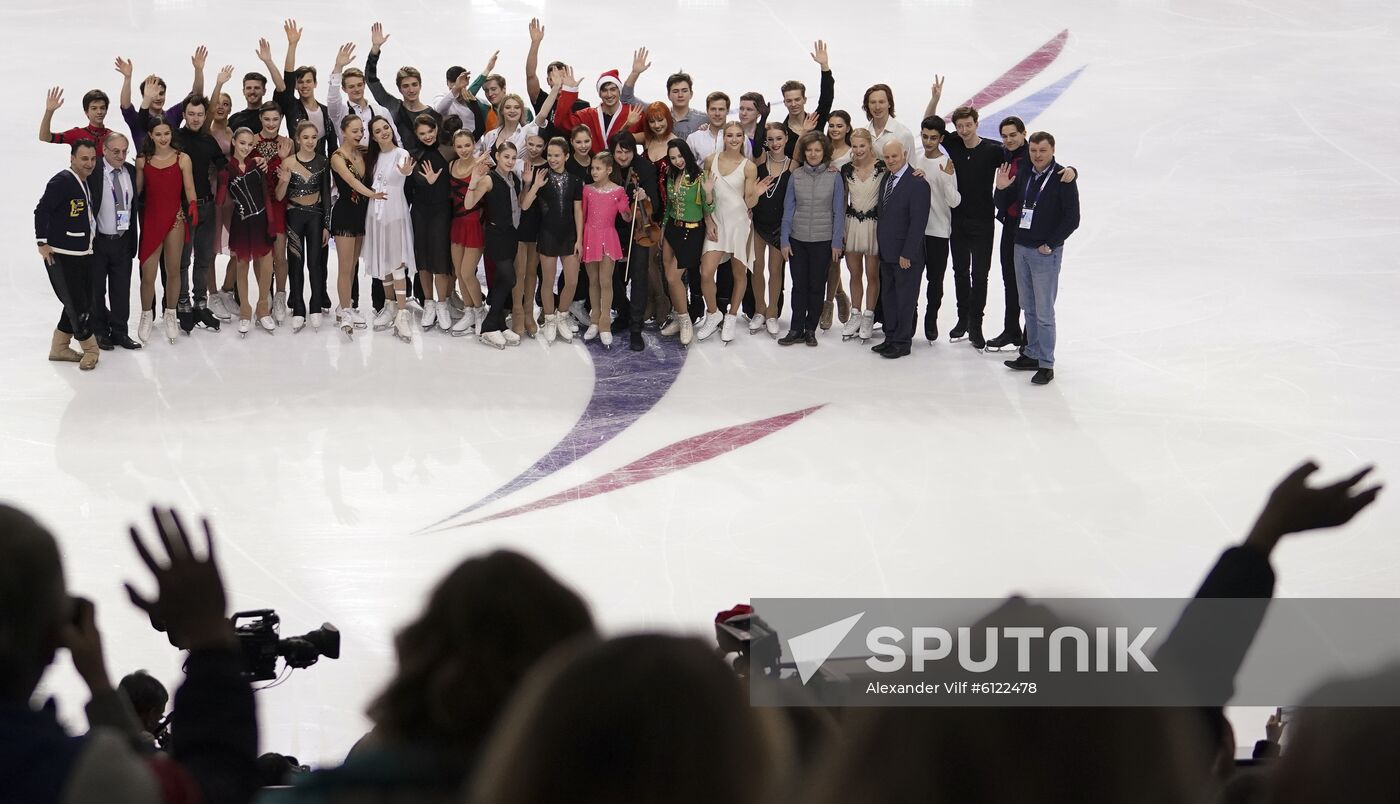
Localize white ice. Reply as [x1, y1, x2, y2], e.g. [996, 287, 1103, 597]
[2, 0, 1398, 765]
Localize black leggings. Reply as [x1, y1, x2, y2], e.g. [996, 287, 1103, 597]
[480, 227, 517, 333]
[286, 204, 328, 317]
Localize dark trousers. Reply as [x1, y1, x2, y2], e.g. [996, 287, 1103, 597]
[948, 221, 994, 326]
[178, 198, 216, 310]
[91, 234, 133, 337]
[286, 205, 328, 318]
[787, 239, 830, 334]
[998, 220, 1021, 335]
[920, 234, 950, 335]
[47, 253, 94, 340]
[880, 259, 921, 347]
[612, 242, 651, 333]
[480, 243, 517, 333]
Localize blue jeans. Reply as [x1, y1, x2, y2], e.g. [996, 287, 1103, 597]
[1013, 244, 1061, 368]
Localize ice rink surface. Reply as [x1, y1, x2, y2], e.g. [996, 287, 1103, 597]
[2, 0, 1397, 763]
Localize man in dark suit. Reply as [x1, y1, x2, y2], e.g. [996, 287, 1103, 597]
[36, 140, 99, 369]
[872, 140, 931, 359]
[86, 132, 141, 350]
[994, 131, 1081, 385]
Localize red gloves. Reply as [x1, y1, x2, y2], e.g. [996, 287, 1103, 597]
[186, 200, 199, 229]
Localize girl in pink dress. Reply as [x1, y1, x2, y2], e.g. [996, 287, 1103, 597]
[579, 153, 634, 348]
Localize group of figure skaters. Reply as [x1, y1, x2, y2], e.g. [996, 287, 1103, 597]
[34, 19, 1080, 383]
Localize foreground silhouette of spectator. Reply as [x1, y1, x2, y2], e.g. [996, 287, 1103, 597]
[466, 634, 789, 804]
[1268, 664, 1400, 804]
[0, 506, 258, 804]
[803, 460, 1382, 804]
[261, 550, 595, 804]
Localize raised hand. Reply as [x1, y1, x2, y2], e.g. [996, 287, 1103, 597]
[804, 111, 818, 133]
[994, 163, 1013, 190]
[276, 161, 292, 182]
[811, 40, 830, 70]
[631, 47, 652, 76]
[284, 18, 302, 43]
[125, 508, 233, 650]
[472, 158, 491, 179]
[114, 56, 133, 78]
[256, 38, 273, 63]
[702, 168, 717, 193]
[1248, 461, 1383, 550]
[45, 86, 64, 113]
[335, 42, 357, 70]
[141, 75, 161, 104]
[533, 166, 549, 189]
[756, 173, 776, 193]
[931, 74, 945, 104]
[626, 106, 642, 128]
[529, 17, 545, 44]
[1265, 708, 1286, 743]
[398, 155, 414, 176]
[217, 64, 235, 85]
[419, 159, 442, 184]
[371, 22, 390, 51]
[483, 49, 499, 75]
[192, 45, 208, 71]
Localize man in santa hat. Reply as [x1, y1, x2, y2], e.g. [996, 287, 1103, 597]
[553, 67, 645, 155]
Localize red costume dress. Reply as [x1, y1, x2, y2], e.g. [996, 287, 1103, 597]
[449, 172, 485, 248]
[255, 133, 287, 234]
[138, 158, 185, 262]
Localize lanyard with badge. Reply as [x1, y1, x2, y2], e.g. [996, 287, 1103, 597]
[111, 167, 131, 232]
[1020, 167, 1053, 230]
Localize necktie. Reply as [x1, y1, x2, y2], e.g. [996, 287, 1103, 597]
[112, 167, 129, 232]
[884, 174, 897, 202]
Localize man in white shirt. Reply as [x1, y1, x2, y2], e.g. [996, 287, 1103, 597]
[90, 133, 141, 350]
[685, 91, 751, 162]
[911, 116, 961, 343]
[863, 84, 916, 161]
[327, 42, 399, 145]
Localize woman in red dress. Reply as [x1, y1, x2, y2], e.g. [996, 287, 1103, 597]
[448, 130, 486, 335]
[135, 119, 196, 344]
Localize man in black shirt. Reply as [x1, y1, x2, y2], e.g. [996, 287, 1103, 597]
[941, 105, 1003, 350]
[173, 95, 227, 332]
[609, 131, 663, 351]
[364, 22, 442, 149]
[227, 70, 269, 135]
[523, 17, 588, 145]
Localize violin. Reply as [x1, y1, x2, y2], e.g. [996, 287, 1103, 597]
[626, 168, 662, 248]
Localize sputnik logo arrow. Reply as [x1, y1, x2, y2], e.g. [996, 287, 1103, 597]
[788, 612, 865, 685]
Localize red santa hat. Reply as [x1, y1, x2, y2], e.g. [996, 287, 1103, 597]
[597, 70, 622, 92]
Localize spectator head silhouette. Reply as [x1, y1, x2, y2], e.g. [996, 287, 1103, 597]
[467, 633, 785, 804]
[365, 550, 595, 754]
[0, 504, 68, 703]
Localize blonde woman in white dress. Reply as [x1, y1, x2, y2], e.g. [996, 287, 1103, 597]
[698, 122, 760, 343]
[839, 128, 887, 342]
[362, 116, 420, 342]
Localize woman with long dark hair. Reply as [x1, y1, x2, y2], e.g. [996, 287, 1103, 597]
[659, 137, 709, 346]
[820, 110, 854, 330]
[751, 122, 791, 337]
[135, 119, 197, 344]
[362, 115, 420, 342]
[408, 115, 455, 332]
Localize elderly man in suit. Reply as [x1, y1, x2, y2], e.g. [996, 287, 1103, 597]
[86, 132, 142, 350]
[871, 139, 931, 359]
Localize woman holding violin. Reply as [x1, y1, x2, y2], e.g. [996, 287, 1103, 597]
[608, 131, 663, 352]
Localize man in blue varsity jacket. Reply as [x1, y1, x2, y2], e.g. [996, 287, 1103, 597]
[35, 140, 100, 370]
[994, 131, 1080, 386]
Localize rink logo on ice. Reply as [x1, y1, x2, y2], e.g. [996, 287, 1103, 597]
[421, 31, 1084, 533]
